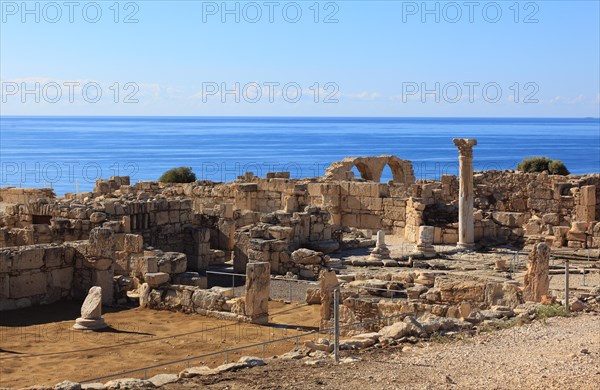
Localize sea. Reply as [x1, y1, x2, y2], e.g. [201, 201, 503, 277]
[1, 116, 599, 195]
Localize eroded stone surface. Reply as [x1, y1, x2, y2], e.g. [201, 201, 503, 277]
[245, 262, 270, 322]
[523, 243, 550, 302]
[73, 286, 107, 330]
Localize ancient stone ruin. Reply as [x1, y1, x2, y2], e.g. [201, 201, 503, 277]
[1, 139, 599, 388]
[0, 142, 598, 314]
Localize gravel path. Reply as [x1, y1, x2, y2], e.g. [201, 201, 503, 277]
[172, 313, 600, 390]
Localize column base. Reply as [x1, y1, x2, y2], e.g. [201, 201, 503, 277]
[456, 243, 475, 252]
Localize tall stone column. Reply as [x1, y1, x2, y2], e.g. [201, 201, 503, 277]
[452, 139, 477, 250]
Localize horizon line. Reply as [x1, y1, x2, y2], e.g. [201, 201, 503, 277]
[1, 115, 599, 120]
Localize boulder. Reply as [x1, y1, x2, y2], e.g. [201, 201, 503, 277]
[179, 366, 214, 378]
[378, 321, 419, 339]
[54, 381, 82, 390]
[89, 212, 107, 224]
[291, 248, 324, 265]
[147, 374, 178, 387]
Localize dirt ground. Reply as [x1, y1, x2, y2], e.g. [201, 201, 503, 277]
[171, 314, 600, 390]
[0, 301, 320, 388]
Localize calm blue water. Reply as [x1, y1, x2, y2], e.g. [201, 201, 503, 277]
[1, 116, 599, 195]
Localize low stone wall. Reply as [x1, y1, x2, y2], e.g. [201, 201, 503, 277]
[0, 226, 153, 311]
[140, 283, 257, 322]
[0, 196, 194, 251]
[0, 187, 55, 208]
[473, 171, 600, 220]
[0, 243, 72, 310]
[335, 275, 523, 333]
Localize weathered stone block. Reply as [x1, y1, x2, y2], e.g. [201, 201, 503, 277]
[9, 272, 47, 298]
[542, 213, 560, 225]
[0, 251, 11, 273]
[124, 234, 144, 253]
[145, 272, 170, 287]
[245, 262, 270, 321]
[523, 243, 549, 303]
[13, 247, 44, 270]
[192, 289, 225, 311]
[437, 280, 485, 304]
[50, 267, 74, 289]
[0, 274, 9, 299]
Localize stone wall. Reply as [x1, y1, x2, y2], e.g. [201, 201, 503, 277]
[0, 224, 154, 311]
[0, 196, 194, 251]
[473, 171, 600, 221]
[3, 168, 599, 260]
[0, 187, 55, 209]
[234, 206, 338, 275]
[0, 243, 72, 311]
[140, 262, 271, 323]
[337, 275, 522, 333]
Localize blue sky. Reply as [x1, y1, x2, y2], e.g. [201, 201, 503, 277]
[1, 0, 599, 117]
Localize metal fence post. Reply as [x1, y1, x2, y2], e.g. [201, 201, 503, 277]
[565, 259, 570, 312]
[334, 288, 340, 364]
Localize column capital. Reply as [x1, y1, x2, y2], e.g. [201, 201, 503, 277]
[453, 138, 477, 158]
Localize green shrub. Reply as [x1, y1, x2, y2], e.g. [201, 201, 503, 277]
[517, 157, 569, 175]
[548, 159, 570, 175]
[159, 167, 197, 183]
[535, 304, 570, 320]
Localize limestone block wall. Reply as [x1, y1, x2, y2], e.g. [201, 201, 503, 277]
[93, 176, 131, 195]
[0, 225, 153, 311]
[338, 278, 522, 333]
[473, 172, 599, 247]
[473, 171, 600, 221]
[0, 197, 194, 252]
[3, 170, 598, 254]
[182, 225, 213, 271]
[0, 187, 55, 209]
[155, 177, 307, 215]
[0, 244, 72, 311]
[146, 178, 411, 233]
[141, 284, 233, 316]
[235, 207, 335, 276]
[401, 172, 599, 246]
[307, 181, 411, 232]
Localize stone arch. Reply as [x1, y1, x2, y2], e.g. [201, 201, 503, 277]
[323, 155, 415, 185]
[388, 156, 415, 184]
[354, 161, 376, 181]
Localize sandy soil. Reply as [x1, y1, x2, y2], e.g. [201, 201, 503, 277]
[0, 301, 320, 388]
[171, 314, 600, 390]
